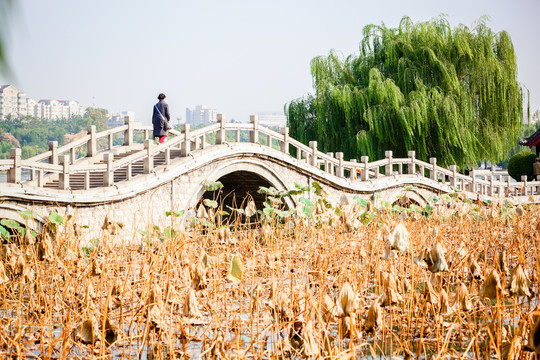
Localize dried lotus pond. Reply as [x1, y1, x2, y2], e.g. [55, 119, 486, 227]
[0, 191, 539, 359]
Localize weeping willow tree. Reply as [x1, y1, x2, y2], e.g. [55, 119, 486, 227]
[286, 15, 523, 168]
[0, 0, 13, 74]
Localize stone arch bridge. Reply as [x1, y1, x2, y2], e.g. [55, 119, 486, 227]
[0, 117, 537, 242]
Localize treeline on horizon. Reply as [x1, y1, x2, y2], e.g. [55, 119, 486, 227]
[0, 108, 108, 159]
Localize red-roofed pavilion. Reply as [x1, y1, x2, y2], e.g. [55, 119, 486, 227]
[519, 128, 540, 156]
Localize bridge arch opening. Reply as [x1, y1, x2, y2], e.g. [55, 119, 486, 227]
[200, 170, 289, 220]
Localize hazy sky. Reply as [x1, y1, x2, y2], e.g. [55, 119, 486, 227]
[1, 0, 539, 125]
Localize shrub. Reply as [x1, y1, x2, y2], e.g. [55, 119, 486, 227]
[507, 150, 537, 181]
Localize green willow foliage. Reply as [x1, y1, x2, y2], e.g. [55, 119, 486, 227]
[286, 16, 523, 168]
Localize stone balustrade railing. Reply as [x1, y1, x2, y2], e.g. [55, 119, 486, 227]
[0, 114, 538, 198]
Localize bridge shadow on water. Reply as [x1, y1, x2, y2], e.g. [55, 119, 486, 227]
[199, 170, 287, 223]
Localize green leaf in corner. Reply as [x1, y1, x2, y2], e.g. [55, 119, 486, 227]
[227, 254, 244, 285]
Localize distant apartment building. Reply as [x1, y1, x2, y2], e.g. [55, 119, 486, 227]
[185, 105, 222, 127]
[0, 85, 27, 120]
[107, 111, 135, 127]
[257, 112, 287, 128]
[0, 85, 84, 120]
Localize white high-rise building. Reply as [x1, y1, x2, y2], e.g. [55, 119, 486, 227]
[185, 105, 222, 127]
[0, 85, 27, 120]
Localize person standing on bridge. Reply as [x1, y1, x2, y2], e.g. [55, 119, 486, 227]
[534, 158, 540, 181]
[153, 93, 171, 144]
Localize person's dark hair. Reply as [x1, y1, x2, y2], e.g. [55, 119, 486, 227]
[158, 93, 166, 100]
[536, 158, 539, 162]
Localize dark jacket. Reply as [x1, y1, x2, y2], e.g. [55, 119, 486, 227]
[152, 100, 170, 137]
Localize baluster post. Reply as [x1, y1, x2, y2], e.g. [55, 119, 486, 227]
[489, 173, 494, 197]
[216, 114, 226, 144]
[429, 157, 437, 181]
[104, 153, 114, 186]
[361, 156, 369, 181]
[250, 115, 258, 143]
[470, 169, 476, 193]
[59, 155, 70, 189]
[280, 127, 289, 154]
[326, 152, 334, 174]
[108, 133, 114, 150]
[309, 141, 317, 167]
[181, 124, 190, 157]
[123, 116, 133, 146]
[87, 125, 97, 157]
[70, 147, 76, 165]
[126, 163, 132, 181]
[84, 171, 90, 190]
[521, 175, 528, 196]
[336, 152, 344, 178]
[38, 169, 44, 188]
[164, 148, 170, 165]
[408, 151, 416, 174]
[49, 140, 58, 165]
[144, 139, 153, 174]
[385, 150, 393, 176]
[449, 165, 457, 187]
[7, 148, 21, 184]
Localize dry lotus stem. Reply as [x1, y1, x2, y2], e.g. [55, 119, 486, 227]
[496, 250, 509, 275]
